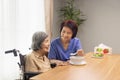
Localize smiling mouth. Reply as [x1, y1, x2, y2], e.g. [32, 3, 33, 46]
[62, 37, 69, 39]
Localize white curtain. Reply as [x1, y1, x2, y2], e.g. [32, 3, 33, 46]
[44, 0, 53, 39]
[0, 0, 45, 79]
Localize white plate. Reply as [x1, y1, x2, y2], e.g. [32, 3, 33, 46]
[69, 60, 87, 65]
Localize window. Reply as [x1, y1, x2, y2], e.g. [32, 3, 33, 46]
[0, 0, 45, 79]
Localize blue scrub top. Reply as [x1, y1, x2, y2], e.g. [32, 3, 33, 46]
[48, 37, 82, 61]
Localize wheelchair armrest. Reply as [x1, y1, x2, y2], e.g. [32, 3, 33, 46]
[24, 72, 42, 80]
[24, 72, 42, 75]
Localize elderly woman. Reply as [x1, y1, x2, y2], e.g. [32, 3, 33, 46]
[25, 31, 51, 73]
[48, 20, 84, 66]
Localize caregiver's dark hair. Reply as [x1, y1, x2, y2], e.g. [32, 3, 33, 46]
[60, 20, 78, 38]
[31, 31, 48, 51]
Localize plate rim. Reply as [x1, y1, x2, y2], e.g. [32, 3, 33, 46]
[69, 60, 87, 65]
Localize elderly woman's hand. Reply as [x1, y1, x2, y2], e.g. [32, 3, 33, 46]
[56, 61, 70, 66]
[50, 59, 70, 66]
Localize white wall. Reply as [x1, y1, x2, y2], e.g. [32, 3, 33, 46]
[53, 0, 120, 53]
[77, 0, 120, 53]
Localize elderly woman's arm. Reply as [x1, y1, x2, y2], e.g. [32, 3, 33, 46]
[50, 59, 69, 66]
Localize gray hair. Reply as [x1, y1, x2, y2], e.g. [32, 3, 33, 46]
[31, 31, 48, 51]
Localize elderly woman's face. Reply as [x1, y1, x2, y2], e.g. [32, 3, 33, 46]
[61, 26, 73, 42]
[40, 37, 50, 52]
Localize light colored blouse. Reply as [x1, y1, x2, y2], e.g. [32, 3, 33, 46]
[25, 51, 51, 73]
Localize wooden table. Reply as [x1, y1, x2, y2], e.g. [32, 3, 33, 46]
[30, 52, 120, 80]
